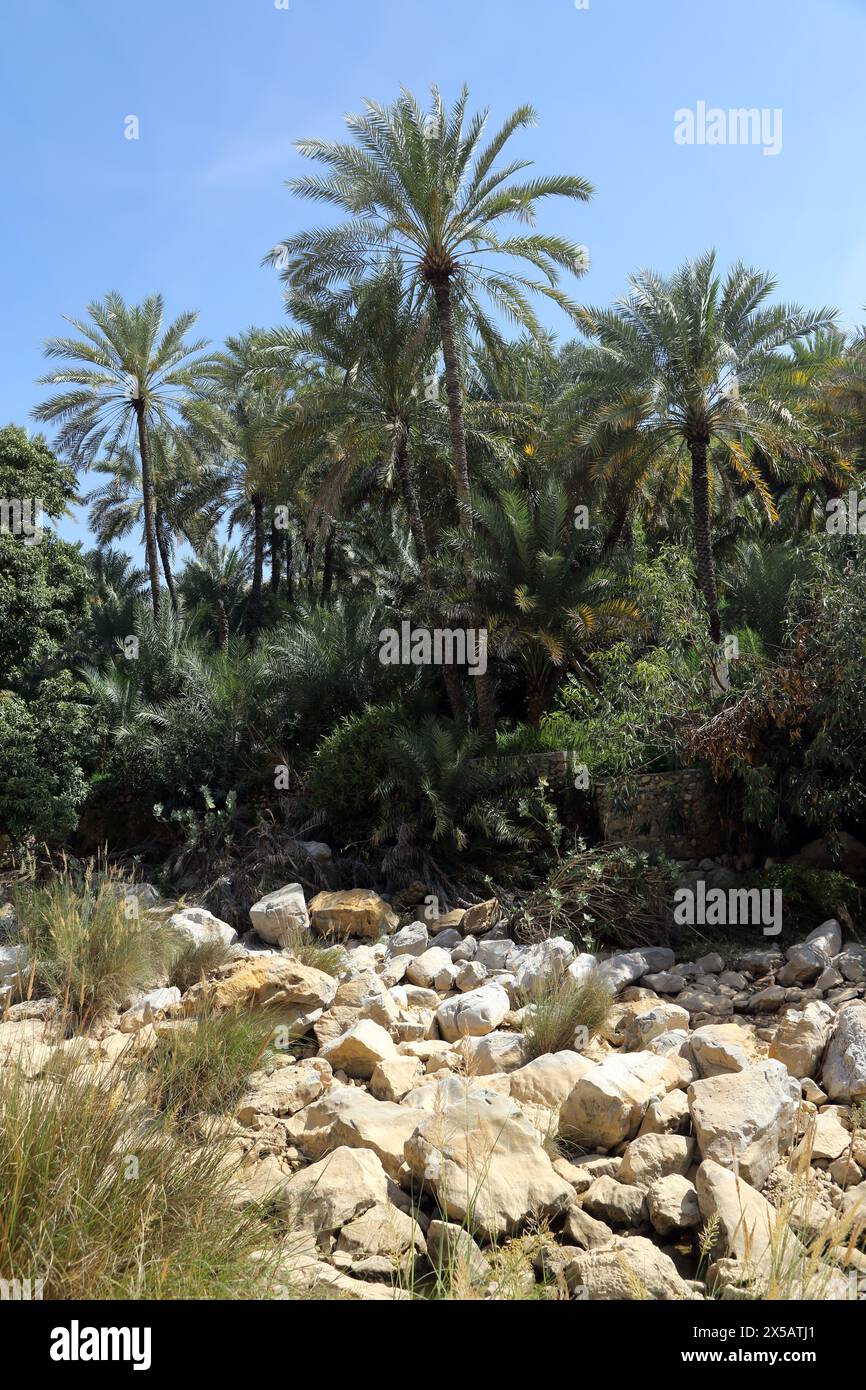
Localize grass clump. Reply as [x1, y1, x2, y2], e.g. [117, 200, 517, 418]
[167, 935, 236, 993]
[146, 1008, 273, 1121]
[12, 864, 175, 1029]
[521, 968, 612, 1061]
[0, 1058, 281, 1299]
[278, 925, 346, 977]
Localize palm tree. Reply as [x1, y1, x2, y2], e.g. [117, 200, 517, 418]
[473, 477, 640, 722]
[179, 540, 248, 651]
[265, 84, 593, 740]
[34, 292, 214, 613]
[566, 253, 836, 642]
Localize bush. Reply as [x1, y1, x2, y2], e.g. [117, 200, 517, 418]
[13, 866, 175, 1028]
[307, 702, 408, 842]
[521, 970, 613, 1061]
[0, 1058, 280, 1299]
[279, 925, 346, 977]
[167, 935, 237, 993]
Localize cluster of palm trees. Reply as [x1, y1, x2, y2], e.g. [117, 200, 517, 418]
[34, 85, 866, 755]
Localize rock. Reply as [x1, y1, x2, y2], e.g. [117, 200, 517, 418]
[559, 1052, 682, 1148]
[822, 1001, 866, 1102]
[287, 1087, 427, 1180]
[676, 989, 733, 1019]
[638, 1088, 691, 1136]
[695, 1159, 788, 1280]
[617, 1133, 695, 1189]
[796, 1107, 852, 1165]
[690, 1023, 760, 1077]
[564, 1236, 699, 1300]
[369, 1055, 424, 1102]
[461, 1032, 525, 1075]
[167, 907, 238, 949]
[308, 889, 398, 940]
[793, 832, 866, 883]
[451, 937, 477, 963]
[736, 949, 783, 975]
[435, 984, 510, 1042]
[777, 942, 830, 986]
[320, 1019, 398, 1079]
[428, 909, 465, 934]
[249, 884, 309, 946]
[513, 937, 575, 993]
[183, 955, 336, 1032]
[335, 1202, 426, 1267]
[597, 948, 674, 994]
[509, 1050, 595, 1117]
[426, 1221, 488, 1283]
[277, 1146, 389, 1231]
[404, 947, 453, 991]
[581, 1175, 647, 1226]
[461, 899, 500, 936]
[403, 1090, 573, 1241]
[647, 1175, 701, 1235]
[688, 1061, 800, 1188]
[815, 966, 844, 991]
[806, 919, 843, 957]
[236, 1059, 332, 1126]
[622, 1002, 690, 1051]
[747, 985, 788, 1012]
[386, 922, 429, 958]
[560, 1203, 614, 1249]
[641, 972, 686, 994]
[837, 949, 866, 983]
[454, 960, 488, 992]
[118, 986, 181, 1032]
[769, 1001, 834, 1079]
[475, 940, 513, 972]
[696, 952, 725, 975]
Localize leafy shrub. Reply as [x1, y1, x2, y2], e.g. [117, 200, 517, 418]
[307, 702, 409, 842]
[514, 844, 678, 950]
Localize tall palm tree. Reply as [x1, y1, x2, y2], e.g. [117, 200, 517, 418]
[565, 254, 836, 641]
[179, 540, 247, 651]
[266, 84, 593, 740]
[34, 292, 214, 613]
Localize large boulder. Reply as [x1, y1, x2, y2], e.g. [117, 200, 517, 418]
[512, 937, 575, 993]
[690, 1023, 759, 1077]
[406, 946, 454, 991]
[596, 948, 675, 994]
[435, 984, 510, 1042]
[617, 1133, 695, 1189]
[646, 1175, 701, 1236]
[622, 1002, 690, 1051]
[308, 889, 398, 940]
[236, 1059, 332, 1127]
[822, 1001, 866, 1102]
[286, 1086, 427, 1180]
[563, 1236, 699, 1300]
[403, 1089, 573, 1241]
[769, 1001, 834, 1080]
[320, 1019, 398, 1079]
[695, 1159, 789, 1281]
[182, 955, 336, 1033]
[249, 884, 309, 945]
[509, 1051, 595, 1116]
[688, 1061, 800, 1188]
[167, 906, 238, 948]
[277, 1146, 389, 1232]
[559, 1052, 683, 1148]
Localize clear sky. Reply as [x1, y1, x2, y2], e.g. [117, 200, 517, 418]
[2, 0, 865, 549]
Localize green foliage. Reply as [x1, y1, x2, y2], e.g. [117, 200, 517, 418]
[146, 1010, 273, 1122]
[307, 702, 411, 842]
[749, 864, 861, 933]
[167, 934, 237, 993]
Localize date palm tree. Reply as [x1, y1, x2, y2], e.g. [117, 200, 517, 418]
[34, 292, 214, 613]
[565, 253, 836, 642]
[265, 84, 593, 740]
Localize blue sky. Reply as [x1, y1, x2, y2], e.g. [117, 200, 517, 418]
[2, 0, 865, 550]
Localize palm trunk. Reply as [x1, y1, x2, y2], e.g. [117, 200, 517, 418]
[431, 278, 496, 743]
[304, 536, 315, 600]
[392, 423, 465, 723]
[321, 522, 335, 602]
[688, 436, 722, 644]
[285, 534, 294, 603]
[216, 597, 229, 652]
[155, 510, 177, 611]
[134, 404, 161, 614]
[247, 493, 265, 635]
[270, 516, 281, 595]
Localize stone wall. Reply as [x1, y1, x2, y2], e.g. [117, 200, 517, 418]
[596, 769, 736, 859]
